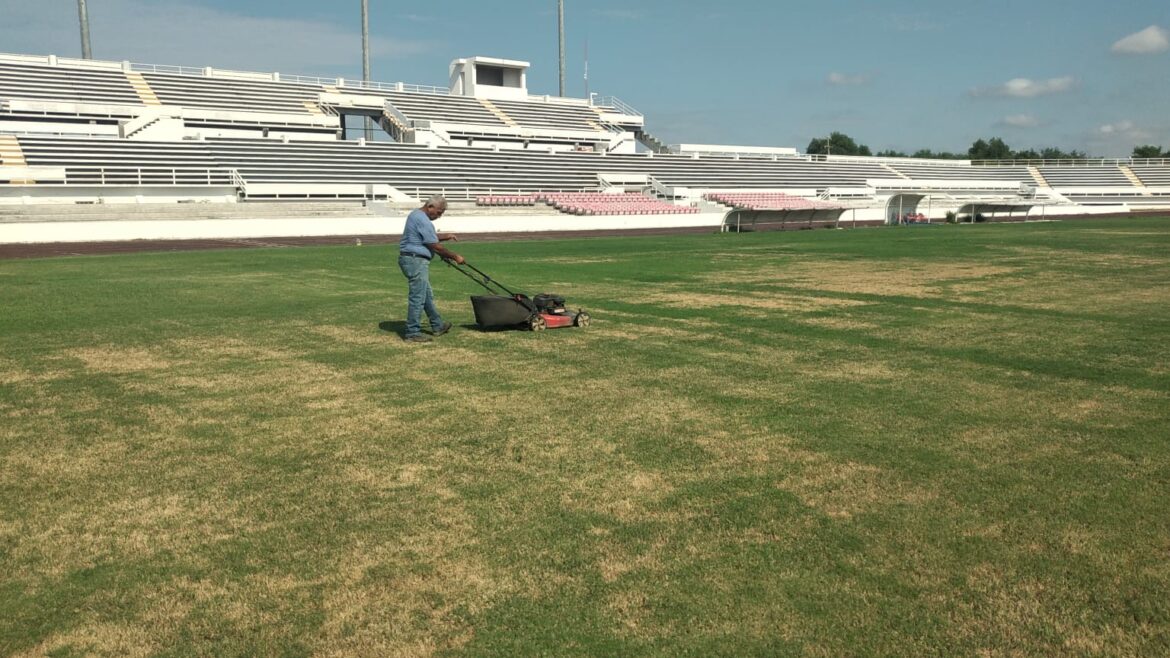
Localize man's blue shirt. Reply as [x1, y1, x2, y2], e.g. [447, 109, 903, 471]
[399, 208, 438, 258]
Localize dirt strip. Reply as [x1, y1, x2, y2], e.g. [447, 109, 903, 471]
[2, 212, 1165, 260]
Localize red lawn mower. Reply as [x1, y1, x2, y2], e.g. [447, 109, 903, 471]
[446, 260, 590, 331]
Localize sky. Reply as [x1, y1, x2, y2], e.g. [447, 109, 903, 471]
[2, 0, 1168, 156]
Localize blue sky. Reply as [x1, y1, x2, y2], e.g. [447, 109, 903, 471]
[2, 0, 1167, 155]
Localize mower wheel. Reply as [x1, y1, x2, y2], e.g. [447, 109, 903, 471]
[574, 311, 591, 328]
[528, 315, 547, 331]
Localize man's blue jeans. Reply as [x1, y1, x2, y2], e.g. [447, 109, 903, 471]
[398, 254, 444, 337]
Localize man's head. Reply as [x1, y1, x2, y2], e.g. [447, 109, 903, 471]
[422, 195, 447, 221]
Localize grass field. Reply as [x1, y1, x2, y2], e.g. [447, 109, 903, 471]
[2, 218, 1169, 656]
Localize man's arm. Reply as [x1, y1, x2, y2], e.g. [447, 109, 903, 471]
[437, 233, 458, 242]
[426, 242, 464, 264]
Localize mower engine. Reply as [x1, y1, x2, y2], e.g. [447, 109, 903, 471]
[531, 293, 589, 330]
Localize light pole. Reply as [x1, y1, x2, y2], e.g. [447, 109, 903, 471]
[77, 0, 93, 59]
[361, 0, 372, 139]
[558, 0, 565, 97]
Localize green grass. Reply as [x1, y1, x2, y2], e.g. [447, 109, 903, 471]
[2, 218, 1169, 656]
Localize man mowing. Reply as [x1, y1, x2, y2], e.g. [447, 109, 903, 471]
[398, 195, 464, 343]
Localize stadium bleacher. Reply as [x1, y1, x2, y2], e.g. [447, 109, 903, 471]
[704, 192, 842, 211]
[537, 192, 697, 215]
[890, 162, 1032, 183]
[4, 50, 1170, 243]
[1127, 165, 1170, 187]
[1036, 166, 1131, 187]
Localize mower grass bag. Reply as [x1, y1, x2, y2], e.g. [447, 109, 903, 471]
[451, 260, 591, 331]
[470, 294, 535, 328]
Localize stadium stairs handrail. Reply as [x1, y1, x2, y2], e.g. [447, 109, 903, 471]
[974, 158, 1170, 167]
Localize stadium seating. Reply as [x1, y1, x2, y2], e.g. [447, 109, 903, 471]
[704, 192, 842, 210]
[5, 53, 1170, 219]
[9, 132, 1170, 207]
[138, 72, 324, 116]
[889, 162, 1032, 183]
[1129, 165, 1170, 186]
[0, 61, 142, 106]
[537, 192, 697, 215]
[1036, 166, 1131, 187]
[475, 193, 537, 206]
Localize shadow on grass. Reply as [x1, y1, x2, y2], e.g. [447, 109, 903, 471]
[379, 320, 514, 337]
[377, 320, 406, 337]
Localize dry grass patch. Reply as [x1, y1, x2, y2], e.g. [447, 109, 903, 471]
[693, 431, 937, 519]
[534, 256, 618, 265]
[646, 290, 869, 312]
[316, 486, 510, 656]
[309, 323, 393, 346]
[12, 622, 158, 658]
[67, 346, 176, 373]
[796, 316, 881, 331]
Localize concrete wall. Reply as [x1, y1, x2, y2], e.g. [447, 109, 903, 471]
[0, 210, 727, 244]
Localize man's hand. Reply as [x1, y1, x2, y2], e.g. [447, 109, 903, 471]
[439, 233, 459, 242]
[452, 254, 465, 265]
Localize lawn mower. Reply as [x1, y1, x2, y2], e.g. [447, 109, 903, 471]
[445, 259, 590, 331]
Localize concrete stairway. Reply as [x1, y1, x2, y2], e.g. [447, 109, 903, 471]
[635, 130, 673, 154]
[1118, 164, 1152, 196]
[1026, 166, 1049, 188]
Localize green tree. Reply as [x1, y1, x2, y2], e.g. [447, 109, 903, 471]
[807, 131, 872, 156]
[875, 149, 908, 158]
[1039, 147, 1087, 160]
[969, 137, 1012, 160]
[1132, 145, 1165, 158]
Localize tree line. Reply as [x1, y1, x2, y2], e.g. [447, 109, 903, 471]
[806, 132, 1170, 160]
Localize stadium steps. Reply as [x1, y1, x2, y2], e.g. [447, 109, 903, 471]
[1027, 166, 1050, 188]
[880, 163, 910, 179]
[1118, 164, 1151, 195]
[635, 130, 672, 154]
[124, 72, 161, 106]
[477, 99, 519, 127]
[0, 135, 34, 185]
[0, 200, 372, 223]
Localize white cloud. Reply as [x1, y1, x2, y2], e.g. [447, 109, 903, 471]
[1098, 120, 1136, 136]
[0, 0, 435, 75]
[999, 114, 1041, 128]
[971, 76, 1076, 98]
[828, 72, 869, 86]
[1111, 25, 1170, 55]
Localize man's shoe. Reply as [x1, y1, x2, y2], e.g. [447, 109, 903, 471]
[433, 321, 453, 337]
[403, 334, 432, 343]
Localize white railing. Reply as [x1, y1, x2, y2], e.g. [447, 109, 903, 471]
[130, 62, 207, 76]
[974, 158, 1170, 167]
[393, 82, 450, 95]
[63, 167, 240, 186]
[342, 80, 449, 95]
[592, 95, 642, 117]
[229, 168, 247, 193]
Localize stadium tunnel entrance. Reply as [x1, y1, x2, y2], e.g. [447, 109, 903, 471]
[954, 201, 1039, 223]
[722, 208, 848, 232]
[886, 194, 926, 224]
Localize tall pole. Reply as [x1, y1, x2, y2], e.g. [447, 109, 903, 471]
[361, 0, 372, 139]
[557, 0, 565, 97]
[77, 0, 93, 59]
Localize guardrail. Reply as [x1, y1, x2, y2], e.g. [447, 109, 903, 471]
[973, 158, 1170, 167]
[62, 167, 241, 186]
[592, 96, 642, 117]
